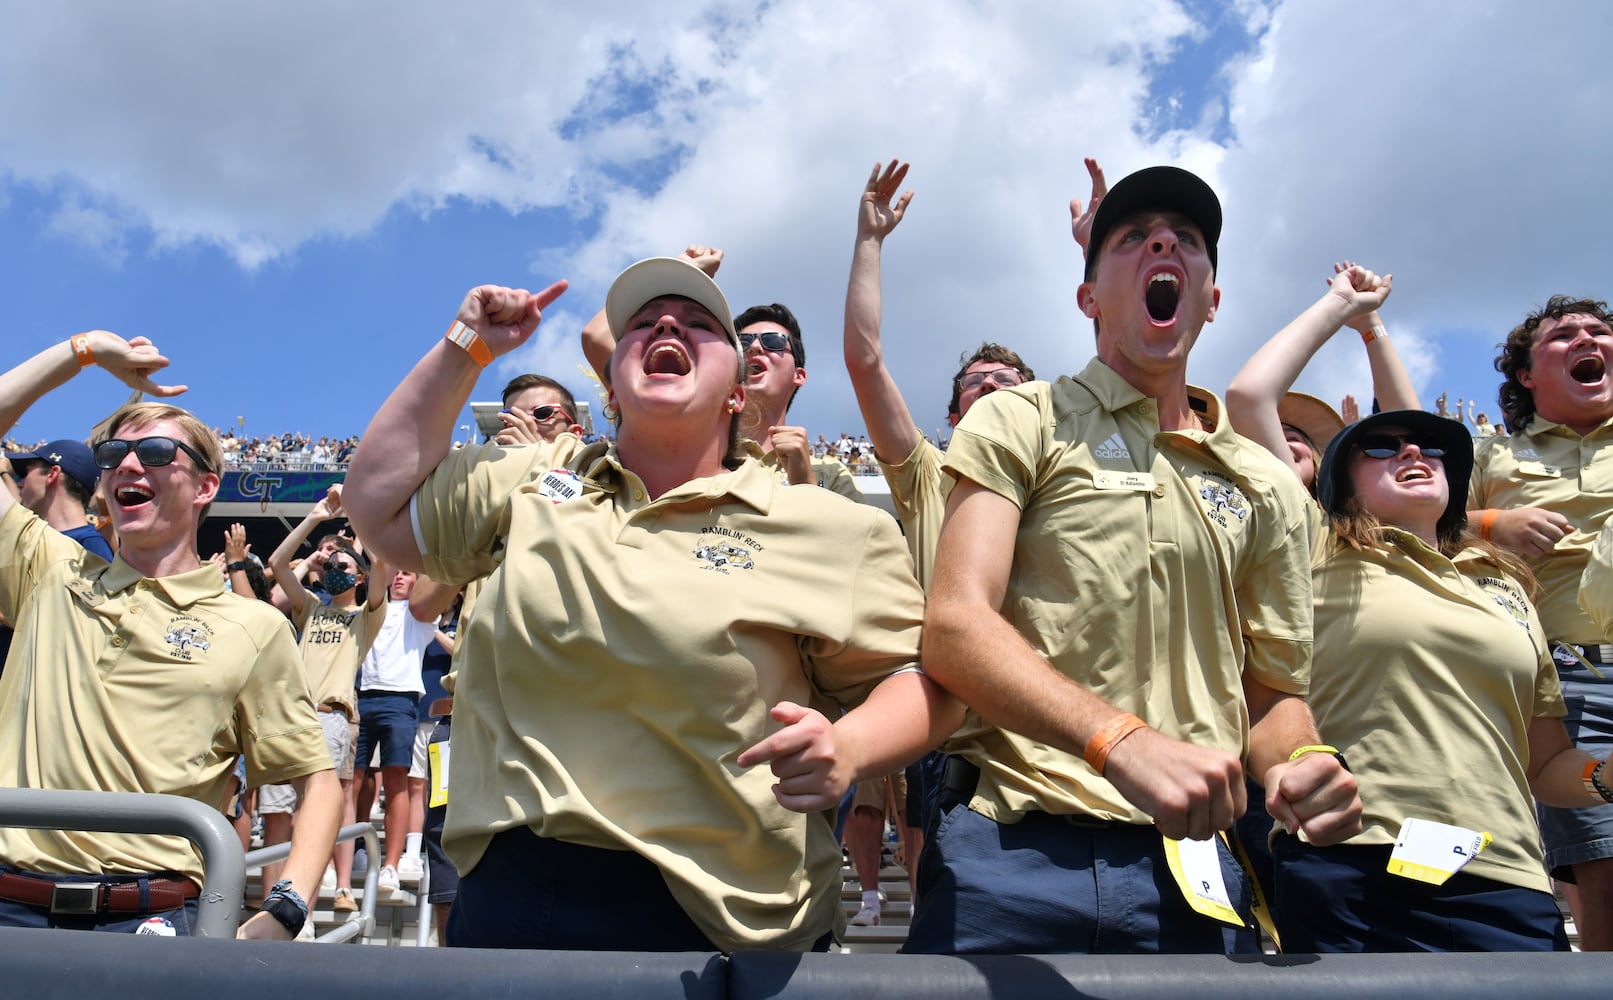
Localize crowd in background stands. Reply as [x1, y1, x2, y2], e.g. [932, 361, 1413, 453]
[0, 394, 1509, 482]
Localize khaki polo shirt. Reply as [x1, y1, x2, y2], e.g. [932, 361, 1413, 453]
[877, 435, 948, 589]
[410, 439, 924, 952]
[1309, 514, 1563, 892]
[293, 599, 381, 717]
[756, 448, 866, 503]
[1581, 520, 1613, 641]
[940, 359, 1313, 824]
[0, 505, 328, 884]
[1470, 416, 1613, 642]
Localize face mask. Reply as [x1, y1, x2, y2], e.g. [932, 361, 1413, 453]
[323, 566, 358, 596]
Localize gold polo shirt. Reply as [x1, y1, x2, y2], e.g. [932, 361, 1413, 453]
[1309, 515, 1563, 892]
[755, 449, 866, 503]
[1581, 520, 1613, 640]
[1470, 416, 1613, 642]
[410, 439, 924, 952]
[0, 505, 328, 884]
[293, 599, 381, 718]
[940, 359, 1313, 824]
[877, 436, 948, 590]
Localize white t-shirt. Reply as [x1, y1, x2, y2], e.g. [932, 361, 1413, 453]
[357, 599, 436, 694]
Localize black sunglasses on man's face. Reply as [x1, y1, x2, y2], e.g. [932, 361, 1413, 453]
[94, 436, 214, 473]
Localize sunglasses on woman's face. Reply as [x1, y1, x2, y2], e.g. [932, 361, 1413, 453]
[1356, 433, 1447, 460]
[94, 436, 214, 473]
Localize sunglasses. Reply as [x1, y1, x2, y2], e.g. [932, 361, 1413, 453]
[4, 461, 42, 483]
[94, 436, 214, 473]
[1356, 433, 1447, 460]
[959, 368, 1025, 391]
[515, 404, 574, 425]
[738, 331, 792, 353]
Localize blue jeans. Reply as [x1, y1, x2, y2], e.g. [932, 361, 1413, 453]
[355, 691, 419, 769]
[0, 869, 199, 935]
[1273, 835, 1569, 952]
[904, 801, 1255, 954]
[1537, 661, 1613, 878]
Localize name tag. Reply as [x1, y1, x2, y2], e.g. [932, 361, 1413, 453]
[1162, 835, 1244, 927]
[1517, 461, 1562, 479]
[1094, 470, 1156, 492]
[428, 741, 450, 808]
[537, 469, 586, 503]
[1387, 817, 1491, 885]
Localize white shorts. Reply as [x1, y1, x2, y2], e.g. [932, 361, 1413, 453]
[409, 720, 435, 779]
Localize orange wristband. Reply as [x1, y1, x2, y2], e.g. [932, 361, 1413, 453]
[1360, 324, 1388, 345]
[1479, 508, 1498, 541]
[444, 320, 493, 368]
[70, 333, 95, 367]
[1084, 712, 1148, 775]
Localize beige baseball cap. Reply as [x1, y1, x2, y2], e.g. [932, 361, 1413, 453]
[604, 257, 740, 352]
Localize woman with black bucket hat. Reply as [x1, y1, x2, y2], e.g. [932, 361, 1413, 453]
[1274, 409, 1613, 950]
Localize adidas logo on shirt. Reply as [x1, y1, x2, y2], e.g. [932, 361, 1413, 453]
[1514, 447, 1540, 459]
[1093, 433, 1131, 460]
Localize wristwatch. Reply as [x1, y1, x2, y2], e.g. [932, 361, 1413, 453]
[261, 879, 308, 936]
[227, 561, 252, 572]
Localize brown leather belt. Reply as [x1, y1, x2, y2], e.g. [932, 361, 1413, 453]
[428, 696, 453, 718]
[0, 870, 198, 915]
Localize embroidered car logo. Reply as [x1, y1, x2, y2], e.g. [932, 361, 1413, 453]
[694, 542, 755, 572]
[1196, 472, 1249, 528]
[1477, 577, 1532, 635]
[163, 615, 214, 660]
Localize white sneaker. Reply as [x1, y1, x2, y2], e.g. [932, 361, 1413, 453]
[320, 865, 337, 892]
[397, 854, 424, 881]
[377, 864, 400, 894]
[296, 918, 317, 942]
[850, 901, 881, 926]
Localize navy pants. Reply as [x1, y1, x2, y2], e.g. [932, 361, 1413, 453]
[1273, 835, 1569, 952]
[905, 800, 1255, 954]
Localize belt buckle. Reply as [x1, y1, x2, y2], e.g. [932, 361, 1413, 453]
[50, 882, 102, 915]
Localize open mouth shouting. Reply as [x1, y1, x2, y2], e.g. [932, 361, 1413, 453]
[113, 483, 156, 509]
[1144, 268, 1182, 326]
[1570, 353, 1607, 386]
[1395, 464, 1435, 484]
[644, 340, 692, 377]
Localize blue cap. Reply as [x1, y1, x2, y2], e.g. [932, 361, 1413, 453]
[5, 439, 100, 492]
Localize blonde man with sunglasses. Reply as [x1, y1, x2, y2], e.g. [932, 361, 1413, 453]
[0, 332, 339, 940]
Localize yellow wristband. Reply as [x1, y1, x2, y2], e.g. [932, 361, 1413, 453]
[1288, 744, 1340, 763]
[70, 333, 95, 367]
[444, 320, 493, 368]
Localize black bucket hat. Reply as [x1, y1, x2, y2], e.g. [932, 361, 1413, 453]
[1316, 410, 1474, 545]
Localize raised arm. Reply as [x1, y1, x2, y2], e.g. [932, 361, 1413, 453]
[843, 159, 922, 463]
[1068, 157, 1108, 254]
[0, 332, 185, 520]
[1225, 264, 1392, 473]
[268, 486, 343, 618]
[1332, 260, 1418, 412]
[344, 282, 567, 570]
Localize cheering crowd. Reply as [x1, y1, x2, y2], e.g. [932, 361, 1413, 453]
[1, 157, 1611, 957]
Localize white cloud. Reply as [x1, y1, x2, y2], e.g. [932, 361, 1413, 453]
[3, 0, 1606, 437]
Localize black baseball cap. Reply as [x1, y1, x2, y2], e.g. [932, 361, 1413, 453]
[1084, 165, 1222, 279]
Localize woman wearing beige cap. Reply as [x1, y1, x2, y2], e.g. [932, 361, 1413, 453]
[344, 259, 955, 953]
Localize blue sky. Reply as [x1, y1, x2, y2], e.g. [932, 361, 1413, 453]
[3, 1, 1608, 448]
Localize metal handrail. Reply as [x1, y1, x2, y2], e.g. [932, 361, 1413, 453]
[414, 860, 433, 946]
[0, 787, 245, 938]
[244, 822, 379, 943]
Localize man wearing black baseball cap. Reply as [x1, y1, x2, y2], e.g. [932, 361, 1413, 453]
[0, 439, 114, 678]
[912, 164, 1361, 954]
